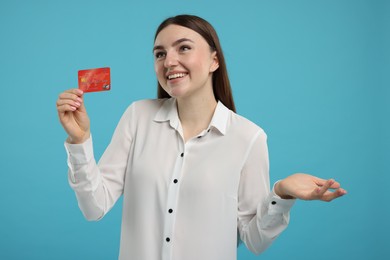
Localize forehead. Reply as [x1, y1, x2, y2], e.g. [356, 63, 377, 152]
[154, 24, 206, 46]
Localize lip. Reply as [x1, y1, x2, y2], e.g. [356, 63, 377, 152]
[166, 71, 189, 80]
[167, 75, 188, 86]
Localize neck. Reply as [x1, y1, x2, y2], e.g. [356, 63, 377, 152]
[176, 93, 217, 141]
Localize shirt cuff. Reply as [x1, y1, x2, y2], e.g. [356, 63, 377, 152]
[267, 182, 296, 215]
[64, 135, 94, 165]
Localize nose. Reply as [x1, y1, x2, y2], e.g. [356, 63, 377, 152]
[164, 50, 179, 68]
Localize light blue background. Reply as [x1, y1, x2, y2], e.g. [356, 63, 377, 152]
[0, 0, 388, 259]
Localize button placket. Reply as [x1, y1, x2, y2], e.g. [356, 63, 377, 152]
[162, 143, 187, 260]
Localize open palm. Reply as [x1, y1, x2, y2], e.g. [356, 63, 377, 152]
[275, 173, 347, 201]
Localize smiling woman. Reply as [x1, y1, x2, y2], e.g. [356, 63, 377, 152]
[154, 15, 236, 113]
[153, 25, 219, 103]
[56, 14, 346, 260]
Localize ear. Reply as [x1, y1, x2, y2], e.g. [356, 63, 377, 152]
[209, 52, 219, 73]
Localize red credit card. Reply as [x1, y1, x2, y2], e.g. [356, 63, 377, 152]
[78, 67, 111, 92]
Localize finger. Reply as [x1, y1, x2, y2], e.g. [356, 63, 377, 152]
[320, 188, 347, 202]
[314, 176, 341, 189]
[312, 176, 328, 187]
[56, 98, 82, 109]
[58, 89, 84, 104]
[58, 92, 84, 103]
[57, 103, 78, 113]
[315, 179, 335, 196]
[64, 88, 83, 96]
[329, 180, 341, 189]
[76, 96, 87, 113]
[56, 100, 82, 114]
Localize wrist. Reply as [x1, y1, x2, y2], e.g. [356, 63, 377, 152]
[275, 180, 295, 200]
[67, 132, 90, 144]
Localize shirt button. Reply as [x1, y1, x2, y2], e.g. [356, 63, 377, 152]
[166, 237, 170, 242]
[173, 179, 178, 184]
[180, 153, 184, 157]
[271, 201, 277, 205]
[168, 209, 173, 213]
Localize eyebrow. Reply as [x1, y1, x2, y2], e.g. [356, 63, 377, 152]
[153, 38, 194, 52]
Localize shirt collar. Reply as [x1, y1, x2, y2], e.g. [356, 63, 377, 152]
[154, 98, 230, 136]
[209, 100, 229, 135]
[154, 98, 180, 130]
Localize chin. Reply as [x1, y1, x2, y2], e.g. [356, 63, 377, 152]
[166, 86, 188, 98]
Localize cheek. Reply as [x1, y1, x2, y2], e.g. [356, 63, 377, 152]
[154, 62, 165, 79]
[154, 62, 160, 75]
[155, 63, 168, 89]
[188, 53, 213, 74]
[184, 58, 204, 75]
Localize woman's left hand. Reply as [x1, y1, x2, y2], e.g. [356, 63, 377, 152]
[274, 173, 347, 201]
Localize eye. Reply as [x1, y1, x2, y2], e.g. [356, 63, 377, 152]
[154, 51, 166, 59]
[179, 45, 191, 52]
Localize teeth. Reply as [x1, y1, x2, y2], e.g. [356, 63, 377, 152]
[168, 73, 187, 80]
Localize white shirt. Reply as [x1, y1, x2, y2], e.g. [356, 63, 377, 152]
[65, 98, 295, 260]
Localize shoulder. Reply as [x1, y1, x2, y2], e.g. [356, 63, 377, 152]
[116, 99, 167, 127]
[122, 98, 166, 116]
[228, 111, 267, 141]
[129, 98, 166, 111]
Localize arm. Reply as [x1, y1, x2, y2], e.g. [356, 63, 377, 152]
[57, 89, 134, 220]
[237, 131, 295, 254]
[237, 132, 347, 254]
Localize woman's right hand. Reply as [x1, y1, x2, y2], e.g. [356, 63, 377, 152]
[56, 88, 91, 144]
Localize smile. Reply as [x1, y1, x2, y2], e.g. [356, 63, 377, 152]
[167, 73, 188, 80]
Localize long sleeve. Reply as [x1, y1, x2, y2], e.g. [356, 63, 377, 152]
[61, 98, 295, 259]
[237, 131, 295, 254]
[64, 104, 135, 221]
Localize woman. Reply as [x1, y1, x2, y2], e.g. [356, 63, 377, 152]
[56, 15, 346, 260]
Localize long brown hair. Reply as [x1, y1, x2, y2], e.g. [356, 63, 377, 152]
[154, 14, 236, 112]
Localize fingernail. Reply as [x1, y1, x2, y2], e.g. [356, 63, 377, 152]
[75, 102, 81, 107]
[77, 97, 82, 103]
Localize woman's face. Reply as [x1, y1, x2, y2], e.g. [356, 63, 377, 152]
[153, 24, 219, 99]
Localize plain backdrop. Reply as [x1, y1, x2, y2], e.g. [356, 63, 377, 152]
[0, 0, 388, 259]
